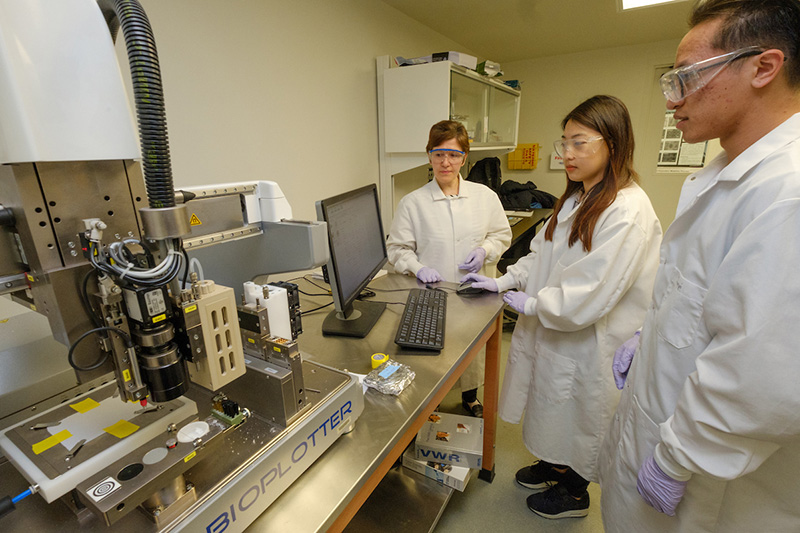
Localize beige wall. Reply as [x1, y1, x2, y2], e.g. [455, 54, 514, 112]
[502, 39, 690, 229]
[118, 0, 475, 222]
[117, 2, 710, 231]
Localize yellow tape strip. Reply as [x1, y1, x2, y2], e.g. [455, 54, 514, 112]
[104, 419, 139, 439]
[70, 398, 101, 413]
[32, 429, 72, 455]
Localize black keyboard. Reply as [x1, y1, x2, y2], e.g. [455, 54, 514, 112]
[394, 288, 447, 351]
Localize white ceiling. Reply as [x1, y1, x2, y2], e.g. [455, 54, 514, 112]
[380, 0, 693, 63]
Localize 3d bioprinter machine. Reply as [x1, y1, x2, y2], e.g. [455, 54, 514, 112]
[0, 1, 363, 531]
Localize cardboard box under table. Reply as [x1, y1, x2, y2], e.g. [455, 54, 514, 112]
[415, 412, 483, 470]
[402, 446, 471, 492]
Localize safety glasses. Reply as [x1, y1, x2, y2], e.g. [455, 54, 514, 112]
[429, 148, 466, 163]
[660, 46, 764, 102]
[553, 136, 604, 158]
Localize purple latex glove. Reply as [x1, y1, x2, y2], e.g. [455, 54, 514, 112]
[459, 273, 499, 292]
[416, 266, 444, 283]
[503, 291, 532, 314]
[458, 247, 487, 273]
[637, 454, 688, 516]
[612, 331, 640, 390]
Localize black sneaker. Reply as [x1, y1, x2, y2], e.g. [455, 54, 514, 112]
[515, 461, 562, 492]
[526, 485, 590, 519]
[461, 399, 483, 418]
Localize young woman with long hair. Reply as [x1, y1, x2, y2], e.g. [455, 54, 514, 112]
[463, 95, 662, 518]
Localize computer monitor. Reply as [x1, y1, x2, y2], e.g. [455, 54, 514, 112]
[315, 184, 387, 337]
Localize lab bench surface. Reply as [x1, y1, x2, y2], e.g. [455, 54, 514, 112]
[245, 273, 504, 532]
[0, 274, 504, 533]
[506, 208, 552, 244]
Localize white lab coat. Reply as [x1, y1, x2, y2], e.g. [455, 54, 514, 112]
[387, 177, 511, 282]
[599, 113, 800, 532]
[496, 183, 661, 482]
[387, 177, 511, 390]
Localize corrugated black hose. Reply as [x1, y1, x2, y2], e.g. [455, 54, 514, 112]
[97, 0, 174, 209]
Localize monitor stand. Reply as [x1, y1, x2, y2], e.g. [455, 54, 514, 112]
[322, 300, 386, 338]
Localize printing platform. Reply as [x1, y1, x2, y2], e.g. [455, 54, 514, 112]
[0, 360, 363, 532]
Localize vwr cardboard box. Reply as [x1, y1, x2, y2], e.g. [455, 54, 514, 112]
[402, 446, 472, 492]
[415, 412, 483, 469]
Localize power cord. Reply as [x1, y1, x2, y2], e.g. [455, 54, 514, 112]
[67, 326, 133, 372]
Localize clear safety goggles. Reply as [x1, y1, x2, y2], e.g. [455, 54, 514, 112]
[429, 148, 466, 163]
[660, 46, 764, 102]
[553, 136, 603, 158]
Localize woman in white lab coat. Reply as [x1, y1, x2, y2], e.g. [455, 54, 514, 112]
[386, 120, 511, 417]
[463, 95, 661, 518]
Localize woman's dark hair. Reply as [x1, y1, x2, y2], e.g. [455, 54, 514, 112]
[690, 0, 800, 88]
[426, 120, 470, 155]
[544, 95, 639, 252]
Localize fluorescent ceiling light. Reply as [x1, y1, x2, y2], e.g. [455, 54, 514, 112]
[620, 0, 686, 10]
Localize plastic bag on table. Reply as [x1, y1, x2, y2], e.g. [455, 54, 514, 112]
[363, 360, 415, 395]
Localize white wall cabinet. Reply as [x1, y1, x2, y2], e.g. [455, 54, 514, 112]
[376, 56, 521, 227]
[383, 60, 520, 151]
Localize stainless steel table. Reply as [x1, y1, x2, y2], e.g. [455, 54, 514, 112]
[246, 273, 504, 532]
[0, 274, 504, 532]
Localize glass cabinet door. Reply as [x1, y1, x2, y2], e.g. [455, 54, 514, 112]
[487, 86, 518, 145]
[449, 70, 519, 147]
[450, 71, 488, 143]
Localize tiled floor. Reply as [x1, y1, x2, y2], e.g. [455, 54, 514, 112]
[435, 330, 605, 533]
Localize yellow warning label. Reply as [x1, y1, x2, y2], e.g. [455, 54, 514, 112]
[152, 313, 166, 323]
[123, 369, 131, 382]
[248, 338, 255, 344]
[185, 304, 197, 313]
[184, 451, 197, 463]
[189, 213, 202, 226]
[26, 273, 34, 282]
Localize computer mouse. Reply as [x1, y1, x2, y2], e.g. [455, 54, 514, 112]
[456, 281, 487, 296]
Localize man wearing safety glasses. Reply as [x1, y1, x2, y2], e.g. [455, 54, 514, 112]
[599, 1, 800, 532]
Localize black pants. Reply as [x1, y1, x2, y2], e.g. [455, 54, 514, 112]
[541, 460, 589, 497]
[461, 388, 478, 403]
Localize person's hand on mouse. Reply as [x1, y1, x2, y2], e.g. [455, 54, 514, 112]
[458, 247, 486, 273]
[503, 290, 533, 314]
[460, 273, 498, 292]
